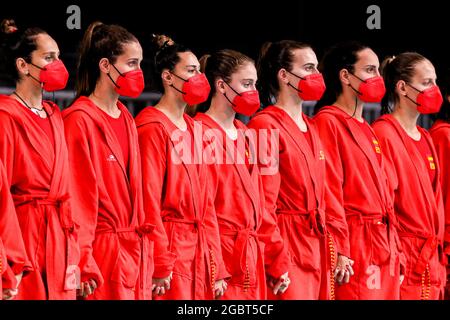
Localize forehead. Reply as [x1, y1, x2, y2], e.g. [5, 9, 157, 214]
[291, 47, 317, 64]
[413, 59, 436, 78]
[121, 41, 142, 56]
[35, 33, 58, 51]
[355, 48, 379, 66]
[231, 61, 257, 79]
[177, 51, 199, 66]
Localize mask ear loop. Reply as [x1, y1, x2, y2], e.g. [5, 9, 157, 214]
[404, 83, 422, 106]
[222, 82, 240, 107]
[107, 64, 123, 89]
[285, 69, 305, 93]
[169, 72, 188, 95]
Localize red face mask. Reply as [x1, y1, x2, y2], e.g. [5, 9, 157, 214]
[29, 60, 69, 91]
[286, 70, 326, 101]
[109, 64, 145, 98]
[171, 73, 211, 105]
[224, 82, 260, 116]
[406, 84, 443, 114]
[350, 74, 386, 103]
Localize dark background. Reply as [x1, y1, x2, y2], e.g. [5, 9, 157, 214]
[2, 0, 449, 89]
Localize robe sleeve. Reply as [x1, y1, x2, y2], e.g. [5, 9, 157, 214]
[431, 130, 450, 256]
[257, 177, 290, 279]
[247, 117, 291, 278]
[373, 124, 407, 271]
[0, 161, 30, 289]
[314, 115, 351, 258]
[138, 122, 177, 279]
[63, 112, 104, 287]
[203, 162, 230, 281]
[0, 113, 33, 287]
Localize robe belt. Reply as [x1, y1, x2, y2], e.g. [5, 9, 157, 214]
[277, 208, 336, 280]
[346, 210, 399, 277]
[220, 226, 260, 279]
[277, 208, 326, 237]
[96, 223, 155, 296]
[13, 195, 76, 295]
[162, 217, 212, 298]
[397, 232, 443, 275]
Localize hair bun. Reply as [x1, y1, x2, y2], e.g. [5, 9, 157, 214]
[152, 34, 175, 51]
[1, 19, 18, 34]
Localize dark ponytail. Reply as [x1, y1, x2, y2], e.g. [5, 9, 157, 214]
[380, 52, 426, 115]
[75, 21, 138, 99]
[256, 40, 311, 107]
[314, 41, 369, 114]
[0, 18, 47, 84]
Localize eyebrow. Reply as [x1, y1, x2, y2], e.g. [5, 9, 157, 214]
[364, 64, 377, 68]
[303, 63, 315, 67]
[185, 65, 200, 68]
[241, 79, 255, 82]
[42, 51, 59, 55]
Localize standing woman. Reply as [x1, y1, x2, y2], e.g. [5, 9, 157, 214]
[248, 40, 337, 300]
[63, 22, 173, 300]
[194, 49, 291, 299]
[430, 71, 450, 299]
[373, 53, 447, 299]
[0, 19, 81, 300]
[313, 41, 404, 299]
[135, 35, 227, 300]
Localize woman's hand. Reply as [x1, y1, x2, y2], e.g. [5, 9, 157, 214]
[2, 272, 23, 300]
[335, 254, 354, 284]
[77, 279, 97, 299]
[152, 272, 172, 297]
[268, 272, 290, 295]
[214, 279, 228, 299]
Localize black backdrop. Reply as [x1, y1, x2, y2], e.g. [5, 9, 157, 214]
[1, 0, 449, 89]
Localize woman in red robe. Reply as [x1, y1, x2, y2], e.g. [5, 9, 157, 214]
[63, 22, 174, 300]
[373, 52, 447, 299]
[313, 41, 404, 299]
[194, 49, 291, 300]
[136, 35, 227, 300]
[0, 20, 80, 300]
[248, 40, 338, 300]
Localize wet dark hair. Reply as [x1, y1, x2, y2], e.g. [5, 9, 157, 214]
[149, 34, 191, 92]
[197, 49, 254, 113]
[380, 52, 427, 115]
[75, 21, 138, 98]
[435, 68, 450, 122]
[314, 41, 369, 114]
[256, 40, 311, 107]
[0, 19, 47, 83]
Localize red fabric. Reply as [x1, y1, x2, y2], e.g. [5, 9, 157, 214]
[353, 118, 382, 165]
[302, 127, 313, 153]
[314, 106, 403, 300]
[373, 114, 446, 300]
[135, 106, 226, 300]
[0, 159, 29, 293]
[430, 120, 450, 256]
[248, 106, 334, 300]
[412, 135, 436, 186]
[63, 96, 161, 300]
[194, 113, 290, 300]
[0, 95, 80, 300]
[29, 112, 55, 151]
[105, 112, 130, 172]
